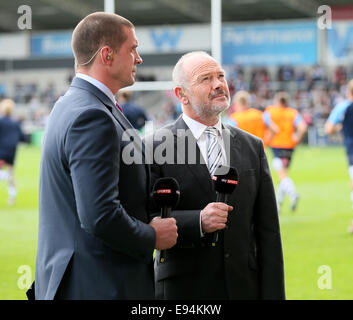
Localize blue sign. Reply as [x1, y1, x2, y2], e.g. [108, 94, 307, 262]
[31, 32, 73, 57]
[150, 28, 183, 51]
[327, 22, 353, 61]
[222, 22, 317, 66]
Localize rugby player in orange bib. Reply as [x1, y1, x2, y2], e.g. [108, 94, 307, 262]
[265, 92, 307, 212]
[230, 90, 277, 148]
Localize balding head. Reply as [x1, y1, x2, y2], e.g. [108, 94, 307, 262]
[172, 51, 215, 89]
[172, 51, 230, 125]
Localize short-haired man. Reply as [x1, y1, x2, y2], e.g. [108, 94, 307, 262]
[33, 12, 177, 300]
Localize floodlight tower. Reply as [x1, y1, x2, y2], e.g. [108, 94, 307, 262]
[211, 0, 222, 64]
[104, 0, 115, 13]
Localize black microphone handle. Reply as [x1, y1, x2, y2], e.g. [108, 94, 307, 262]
[161, 206, 172, 219]
[160, 206, 172, 262]
[216, 192, 226, 203]
[212, 193, 229, 244]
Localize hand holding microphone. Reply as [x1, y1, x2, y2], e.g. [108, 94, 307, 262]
[201, 202, 233, 234]
[210, 166, 239, 245]
[149, 216, 178, 250]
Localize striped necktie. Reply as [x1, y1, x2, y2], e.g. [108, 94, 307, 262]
[205, 126, 223, 176]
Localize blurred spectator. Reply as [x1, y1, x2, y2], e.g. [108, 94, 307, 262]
[294, 67, 306, 83]
[250, 67, 270, 92]
[0, 99, 25, 205]
[226, 65, 246, 97]
[333, 66, 347, 90]
[0, 84, 5, 100]
[157, 101, 180, 126]
[301, 108, 313, 127]
[136, 74, 156, 81]
[311, 64, 325, 82]
[3, 63, 353, 142]
[278, 66, 294, 82]
[117, 90, 148, 130]
[229, 90, 278, 148]
[41, 82, 57, 107]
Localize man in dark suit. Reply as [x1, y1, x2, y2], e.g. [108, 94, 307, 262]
[149, 51, 285, 299]
[0, 98, 25, 205]
[33, 12, 177, 300]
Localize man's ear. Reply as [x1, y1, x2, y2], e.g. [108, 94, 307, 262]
[175, 87, 188, 105]
[100, 46, 113, 65]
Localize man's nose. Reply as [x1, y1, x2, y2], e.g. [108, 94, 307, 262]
[212, 77, 223, 89]
[135, 53, 143, 65]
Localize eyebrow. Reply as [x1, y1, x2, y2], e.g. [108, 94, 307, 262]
[197, 70, 225, 81]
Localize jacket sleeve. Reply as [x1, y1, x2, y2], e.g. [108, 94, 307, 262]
[64, 108, 155, 263]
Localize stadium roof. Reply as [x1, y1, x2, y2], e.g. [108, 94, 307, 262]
[0, 0, 352, 33]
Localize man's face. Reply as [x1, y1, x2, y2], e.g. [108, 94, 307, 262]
[183, 56, 230, 119]
[112, 27, 142, 88]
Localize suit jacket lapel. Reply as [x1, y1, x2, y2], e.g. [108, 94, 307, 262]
[71, 77, 133, 132]
[172, 116, 214, 195]
[222, 124, 240, 170]
[109, 102, 136, 133]
[70, 76, 146, 163]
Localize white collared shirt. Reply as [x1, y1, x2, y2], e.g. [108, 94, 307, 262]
[182, 113, 228, 238]
[76, 73, 117, 106]
[182, 113, 228, 167]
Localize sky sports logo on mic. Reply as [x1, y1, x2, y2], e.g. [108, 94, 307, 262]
[212, 176, 238, 185]
[156, 189, 181, 196]
[156, 189, 172, 194]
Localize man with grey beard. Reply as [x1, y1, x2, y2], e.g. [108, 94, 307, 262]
[149, 51, 285, 300]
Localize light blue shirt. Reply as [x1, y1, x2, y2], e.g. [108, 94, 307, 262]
[263, 111, 271, 126]
[327, 99, 351, 125]
[76, 73, 117, 106]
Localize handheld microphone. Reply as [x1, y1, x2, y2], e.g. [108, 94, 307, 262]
[211, 166, 239, 246]
[152, 177, 180, 262]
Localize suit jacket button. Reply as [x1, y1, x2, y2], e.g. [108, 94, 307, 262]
[225, 253, 230, 259]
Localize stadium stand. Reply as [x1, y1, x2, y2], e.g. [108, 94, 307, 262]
[0, 0, 352, 144]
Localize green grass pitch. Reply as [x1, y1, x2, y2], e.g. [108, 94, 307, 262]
[0, 144, 353, 300]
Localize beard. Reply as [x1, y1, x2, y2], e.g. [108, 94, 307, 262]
[189, 92, 230, 119]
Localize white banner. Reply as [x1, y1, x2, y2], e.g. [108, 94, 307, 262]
[135, 24, 210, 54]
[0, 32, 29, 58]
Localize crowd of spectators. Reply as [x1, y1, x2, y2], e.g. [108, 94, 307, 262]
[1, 64, 352, 134]
[225, 64, 353, 129]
